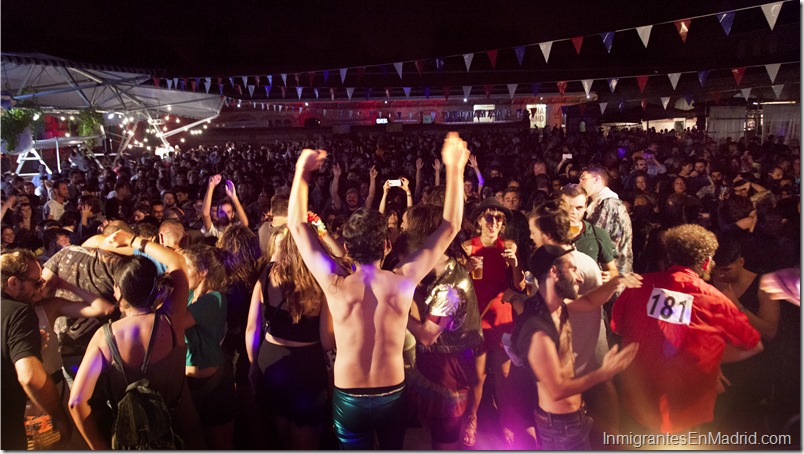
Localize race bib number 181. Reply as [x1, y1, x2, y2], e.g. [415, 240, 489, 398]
[646, 287, 694, 325]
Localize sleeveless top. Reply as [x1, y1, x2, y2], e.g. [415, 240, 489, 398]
[469, 236, 510, 310]
[261, 265, 320, 343]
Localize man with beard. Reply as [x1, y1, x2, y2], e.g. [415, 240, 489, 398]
[201, 174, 249, 239]
[612, 224, 763, 435]
[506, 244, 642, 450]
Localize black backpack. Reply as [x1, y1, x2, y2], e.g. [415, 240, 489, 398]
[103, 313, 183, 450]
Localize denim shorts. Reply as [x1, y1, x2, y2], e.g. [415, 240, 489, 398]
[534, 405, 593, 450]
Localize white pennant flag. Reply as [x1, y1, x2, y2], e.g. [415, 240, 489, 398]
[280, 74, 287, 86]
[599, 102, 607, 114]
[346, 87, 355, 100]
[741, 88, 752, 100]
[403, 87, 411, 98]
[241, 76, 248, 87]
[661, 96, 671, 109]
[299, 107, 303, 114]
[248, 85, 255, 97]
[167, 79, 174, 90]
[393, 62, 403, 79]
[463, 53, 474, 71]
[340, 68, 348, 84]
[314, 88, 319, 99]
[204, 78, 211, 94]
[765, 63, 781, 83]
[173, 78, 179, 89]
[463, 86, 472, 99]
[323, 109, 327, 116]
[608, 78, 618, 93]
[539, 42, 553, 63]
[296, 87, 303, 99]
[507, 84, 518, 99]
[772, 84, 784, 99]
[761, 2, 783, 30]
[668, 73, 681, 90]
[636, 25, 653, 48]
[267, 75, 272, 86]
[277, 105, 282, 112]
[581, 79, 593, 96]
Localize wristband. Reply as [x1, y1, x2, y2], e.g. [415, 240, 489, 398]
[129, 235, 138, 247]
[138, 239, 150, 253]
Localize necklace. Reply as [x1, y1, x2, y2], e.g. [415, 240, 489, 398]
[126, 311, 153, 317]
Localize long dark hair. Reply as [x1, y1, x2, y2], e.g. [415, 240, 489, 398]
[113, 256, 173, 310]
[216, 224, 264, 289]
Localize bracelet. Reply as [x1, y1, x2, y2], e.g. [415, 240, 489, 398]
[129, 235, 138, 247]
[138, 239, 150, 253]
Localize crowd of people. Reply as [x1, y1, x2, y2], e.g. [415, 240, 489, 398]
[0, 124, 800, 450]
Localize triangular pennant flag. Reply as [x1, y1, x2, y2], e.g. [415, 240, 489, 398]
[219, 84, 224, 95]
[280, 74, 287, 86]
[153, 77, 160, 87]
[712, 91, 721, 104]
[772, 84, 784, 99]
[484, 85, 493, 98]
[514, 46, 526, 66]
[636, 75, 649, 93]
[761, 2, 783, 30]
[599, 102, 608, 114]
[618, 101, 625, 112]
[740, 88, 751, 101]
[241, 76, 248, 87]
[608, 78, 618, 93]
[248, 85, 255, 97]
[365, 88, 372, 99]
[167, 79, 174, 90]
[561, 105, 569, 116]
[641, 99, 648, 110]
[684, 94, 694, 106]
[600, 32, 614, 53]
[204, 79, 211, 93]
[235, 85, 243, 95]
[578, 104, 587, 116]
[556, 81, 567, 95]
[571, 36, 583, 55]
[636, 25, 652, 48]
[507, 84, 517, 99]
[581, 79, 593, 96]
[393, 62, 403, 79]
[191, 79, 199, 92]
[435, 58, 445, 71]
[385, 88, 390, 99]
[487, 50, 498, 68]
[299, 107, 303, 114]
[414, 61, 424, 76]
[264, 86, 271, 97]
[403, 87, 411, 98]
[314, 88, 320, 99]
[179, 79, 186, 91]
[668, 73, 681, 90]
[293, 73, 300, 86]
[323, 70, 330, 84]
[229, 77, 235, 87]
[323, 109, 327, 117]
[423, 87, 431, 99]
[308, 72, 316, 87]
[539, 42, 553, 63]
[346, 87, 354, 100]
[675, 19, 691, 43]
[661, 96, 670, 109]
[765, 63, 781, 83]
[339, 68, 347, 84]
[531, 83, 541, 96]
[254, 76, 261, 87]
[463, 54, 474, 71]
[698, 70, 709, 87]
[719, 11, 736, 36]
[732, 67, 746, 85]
[356, 67, 365, 80]
[442, 86, 450, 101]
[462, 86, 472, 99]
[217, 77, 223, 86]
[280, 86, 286, 98]
[267, 75, 272, 86]
[173, 78, 179, 89]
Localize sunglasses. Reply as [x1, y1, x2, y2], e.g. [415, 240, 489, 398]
[483, 213, 505, 224]
[16, 275, 45, 289]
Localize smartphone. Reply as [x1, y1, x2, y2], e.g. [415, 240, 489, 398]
[388, 179, 402, 187]
[562, 153, 573, 160]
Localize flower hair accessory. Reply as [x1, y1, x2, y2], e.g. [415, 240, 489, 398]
[307, 211, 327, 238]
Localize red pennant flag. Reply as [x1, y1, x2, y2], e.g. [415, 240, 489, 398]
[255, 76, 261, 87]
[294, 73, 300, 86]
[641, 99, 648, 110]
[280, 86, 286, 98]
[484, 85, 493, 99]
[153, 77, 161, 87]
[442, 86, 451, 101]
[578, 104, 587, 116]
[235, 85, 243, 95]
[486, 50, 498, 68]
[308, 72, 316, 87]
[190, 80, 197, 92]
[732, 67, 746, 86]
[712, 91, 721, 104]
[675, 19, 691, 43]
[571, 36, 584, 54]
[356, 67, 365, 80]
[556, 81, 567, 95]
[183, 78, 188, 90]
[636, 75, 649, 93]
[414, 61, 424, 76]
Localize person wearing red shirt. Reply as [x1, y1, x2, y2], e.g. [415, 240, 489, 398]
[612, 224, 763, 434]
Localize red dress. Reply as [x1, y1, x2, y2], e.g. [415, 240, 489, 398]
[469, 236, 513, 351]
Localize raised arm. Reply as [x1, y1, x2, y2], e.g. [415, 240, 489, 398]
[469, 155, 484, 197]
[397, 132, 468, 284]
[378, 180, 391, 214]
[364, 166, 378, 209]
[289, 149, 340, 291]
[433, 158, 442, 187]
[401, 177, 413, 209]
[568, 272, 643, 313]
[201, 175, 221, 233]
[414, 158, 424, 203]
[330, 161, 343, 210]
[224, 180, 249, 228]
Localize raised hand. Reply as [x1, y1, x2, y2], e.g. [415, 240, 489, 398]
[400, 177, 410, 192]
[502, 240, 518, 268]
[440, 132, 469, 169]
[383, 180, 391, 194]
[416, 158, 424, 171]
[614, 272, 643, 289]
[332, 160, 342, 177]
[224, 180, 237, 199]
[432, 158, 442, 173]
[80, 203, 93, 218]
[209, 174, 222, 187]
[369, 165, 378, 180]
[296, 148, 328, 173]
[468, 154, 479, 170]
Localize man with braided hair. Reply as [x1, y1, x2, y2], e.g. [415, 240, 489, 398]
[612, 224, 763, 434]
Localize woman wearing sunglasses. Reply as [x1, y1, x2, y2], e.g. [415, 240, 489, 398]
[460, 197, 525, 447]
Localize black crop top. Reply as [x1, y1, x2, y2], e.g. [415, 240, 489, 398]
[261, 268, 321, 343]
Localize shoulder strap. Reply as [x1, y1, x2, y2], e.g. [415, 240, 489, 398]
[141, 312, 160, 375]
[103, 322, 129, 384]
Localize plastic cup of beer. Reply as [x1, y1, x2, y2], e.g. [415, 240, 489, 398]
[471, 256, 484, 280]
